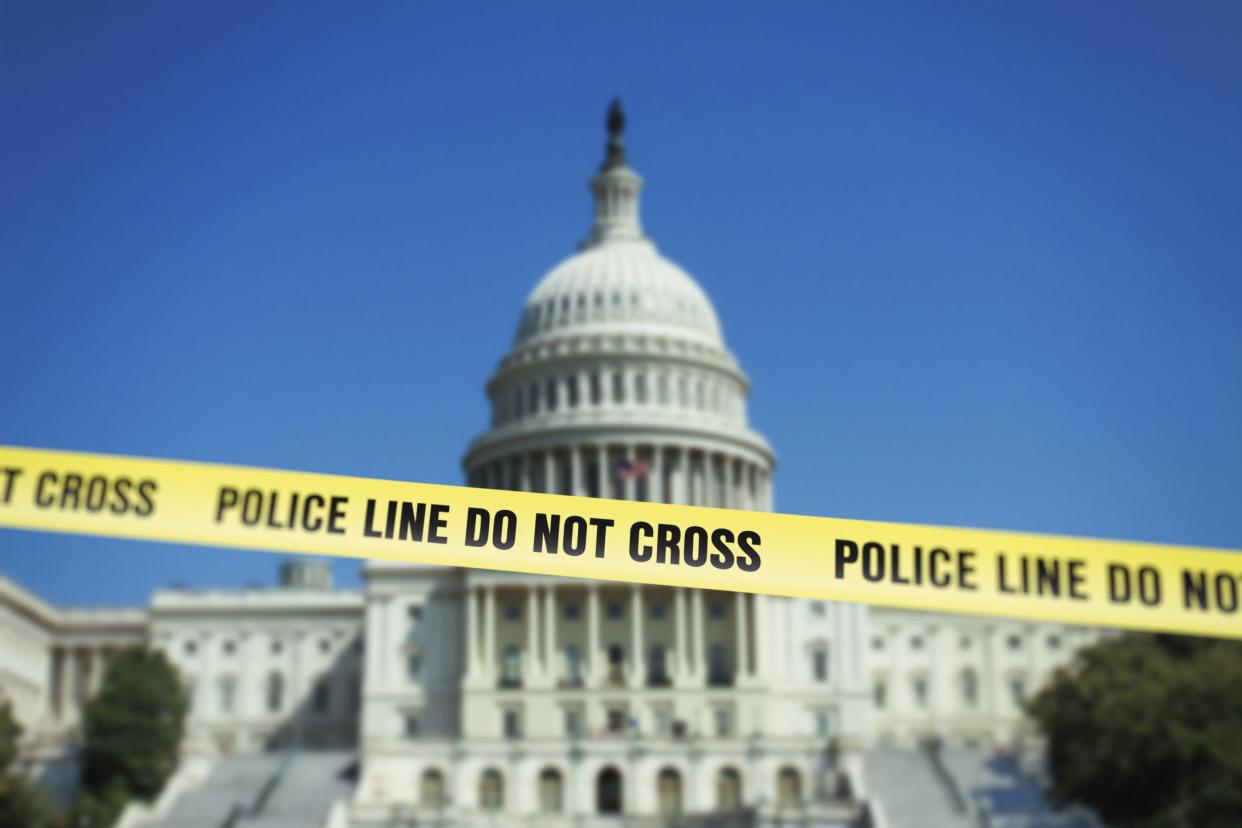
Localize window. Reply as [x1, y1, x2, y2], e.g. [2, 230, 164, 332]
[404, 714, 420, 737]
[613, 371, 625, 402]
[713, 706, 732, 737]
[606, 708, 627, 734]
[546, 379, 557, 411]
[538, 768, 563, 814]
[1008, 634, 1023, 650]
[505, 604, 521, 620]
[564, 603, 580, 621]
[709, 644, 730, 685]
[815, 710, 831, 738]
[479, 769, 504, 812]
[960, 635, 973, 650]
[319, 638, 331, 654]
[648, 646, 669, 685]
[607, 644, 625, 685]
[913, 676, 929, 708]
[590, 372, 602, 405]
[222, 640, 235, 655]
[565, 646, 582, 683]
[1047, 634, 1062, 650]
[606, 602, 623, 620]
[812, 646, 829, 682]
[407, 650, 422, 681]
[218, 676, 236, 714]
[709, 602, 725, 619]
[503, 709, 523, 739]
[650, 603, 666, 619]
[811, 602, 827, 617]
[266, 672, 284, 713]
[717, 768, 743, 812]
[874, 679, 888, 708]
[871, 636, 884, 650]
[777, 767, 802, 810]
[184, 640, 197, 656]
[271, 640, 283, 655]
[502, 646, 521, 685]
[567, 376, 579, 408]
[1010, 677, 1026, 705]
[653, 707, 672, 736]
[312, 677, 330, 713]
[910, 635, 924, 650]
[564, 706, 583, 737]
[657, 768, 682, 816]
[421, 769, 445, 809]
[960, 668, 979, 707]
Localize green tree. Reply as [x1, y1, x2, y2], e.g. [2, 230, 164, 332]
[0, 700, 62, 828]
[75, 648, 187, 828]
[1028, 633, 1242, 827]
[0, 701, 17, 771]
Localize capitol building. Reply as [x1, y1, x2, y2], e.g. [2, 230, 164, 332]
[0, 104, 1101, 828]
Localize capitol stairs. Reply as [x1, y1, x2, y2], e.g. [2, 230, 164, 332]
[144, 751, 356, 828]
[865, 745, 1102, 828]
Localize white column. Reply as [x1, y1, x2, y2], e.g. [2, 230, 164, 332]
[195, 636, 214, 718]
[692, 590, 707, 683]
[526, 585, 539, 683]
[587, 584, 602, 684]
[735, 592, 750, 682]
[595, 445, 608, 499]
[652, 445, 666, 504]
[622, 445, 636, 501]
[544, 451, 557, 494]
[515, 453, 528, 492]
[571, 447, 585, 497]
[543, 585, 557, 684]
[677, 451, 690, 505]
[484, 585, 497, 684]
[674, 589, 688, 682]
[464, 586, 479, 681]
[629, 585, 644, 688]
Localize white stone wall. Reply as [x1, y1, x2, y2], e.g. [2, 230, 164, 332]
[866, 608, 1103, 745]
[149, 587, 364, 755]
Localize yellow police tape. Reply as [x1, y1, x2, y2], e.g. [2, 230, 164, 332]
[0, 445, 1239, 639]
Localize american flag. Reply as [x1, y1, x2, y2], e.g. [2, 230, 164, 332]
[614, 458, 650, 481]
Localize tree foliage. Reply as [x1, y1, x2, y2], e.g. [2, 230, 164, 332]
[0, 700, 62, 828]
[0, 702, 17, 771]
[76, 648, 187, 827]
[1027, 633, 1242, 827]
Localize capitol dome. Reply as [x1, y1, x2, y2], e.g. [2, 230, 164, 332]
[518, 243, 724, 350]
[463, 100, 774, 506]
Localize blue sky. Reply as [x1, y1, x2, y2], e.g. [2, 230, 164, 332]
[2, 2, 1240, 606]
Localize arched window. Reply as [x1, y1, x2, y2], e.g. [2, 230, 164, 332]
[777, 766, 802, 810]
[717, 767, 743, 812]
[657, 767, 682, 816]
[960, 668, 978, 707]
[479, 768, 504, 812]
[420, 769, 445, 809]
[596, 766, 623, 814]
[265, 672, 283, 713]
[538, 767, 563, 814]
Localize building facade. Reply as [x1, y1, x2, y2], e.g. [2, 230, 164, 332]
[0, 105, 1098, 826]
